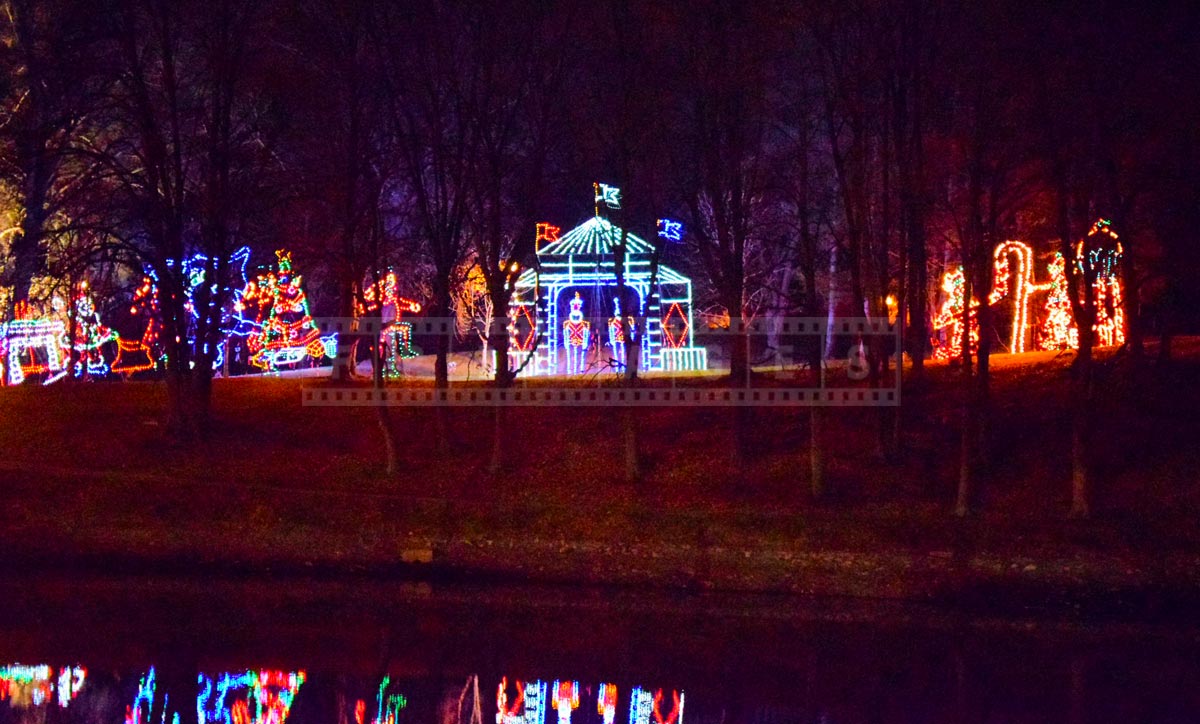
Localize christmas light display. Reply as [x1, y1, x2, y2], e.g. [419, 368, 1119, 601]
[1039, 253, 1078, 350]
[594, 183, 621, 210]
[1035, 220, 1125, 350]
[508, 211, 707, 376]
[931, 267, 979, 361]
[496, 679, 546, 724]
[607, 298, 631, 368]
[359, 271, 422, 377]
[71, 285, 119, 377]
[536, 223, 561, 251]
[550, 681, 578, 724]
[238, 250, 336, 370]
[196, 670, 305, 724]
[596, 684, 617, 724]
[661, 302, 690, 349]
[373, 676, 407, 724]
[0, 302, 69, 385]
[0, 664, 83, 709]
[656, 219, 683, 241]
[562, 292, 591, 374]
[179, 246, 252, 368]
[987, 241, 1051, 354]
[111, 276, 163, 375]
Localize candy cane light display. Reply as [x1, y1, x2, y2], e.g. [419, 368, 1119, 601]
[988, 241, 1050, 354]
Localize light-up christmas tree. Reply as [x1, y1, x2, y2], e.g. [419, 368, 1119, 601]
[238, 250, 336, 370]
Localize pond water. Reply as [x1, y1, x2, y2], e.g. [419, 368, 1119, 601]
[2, 573, 1200, 723]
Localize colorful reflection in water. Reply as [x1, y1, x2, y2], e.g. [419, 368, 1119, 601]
[0, 664, 87, 709]
[1, 664, 685, 724]
[198, 670, 306, 724]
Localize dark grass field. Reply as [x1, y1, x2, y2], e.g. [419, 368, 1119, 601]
[3, 340, 1199, 598]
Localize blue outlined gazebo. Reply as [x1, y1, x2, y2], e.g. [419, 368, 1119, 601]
[507, 216, 707, 376]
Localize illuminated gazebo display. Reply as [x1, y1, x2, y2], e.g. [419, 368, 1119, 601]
[507, 215, 707, 376]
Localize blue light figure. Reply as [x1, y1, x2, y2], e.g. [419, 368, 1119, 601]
[656, 219, 683, 241]
[562, 292, 590, 375]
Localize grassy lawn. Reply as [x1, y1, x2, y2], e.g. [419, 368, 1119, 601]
[3, 340, 1199, 591]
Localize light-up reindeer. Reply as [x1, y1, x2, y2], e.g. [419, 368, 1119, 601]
[563, 292, 590, 375]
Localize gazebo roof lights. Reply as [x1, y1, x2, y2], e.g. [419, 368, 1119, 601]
[538, 216, 656, 256]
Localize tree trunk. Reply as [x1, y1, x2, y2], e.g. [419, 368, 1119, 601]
[809, 405, 825, 500]
[373, 336, 399, 476]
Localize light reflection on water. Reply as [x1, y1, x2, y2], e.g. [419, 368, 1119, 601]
[4, 576, 1200, 722]
[2, 666, 688, 724]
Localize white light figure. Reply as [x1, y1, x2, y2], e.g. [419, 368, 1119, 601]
[656, 219, 683, 241]
[562, 292, 590, 375]
[607, 298, 632, 369]
[550, 681, 578, 724]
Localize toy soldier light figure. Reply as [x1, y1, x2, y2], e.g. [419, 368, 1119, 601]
[607, 298, 628, 368]
[563, 292, 590, 374]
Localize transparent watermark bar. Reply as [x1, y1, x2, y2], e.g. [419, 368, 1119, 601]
[306, 316, 901, 407]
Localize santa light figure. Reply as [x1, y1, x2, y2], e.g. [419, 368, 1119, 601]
[562, 292, 590, 375]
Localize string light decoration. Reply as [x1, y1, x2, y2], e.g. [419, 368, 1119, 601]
[373, 676, 407, 724]
[594, 182, 621, 210]
[562, 292, 591, 374]
[536, 223, 561, 252]
[0, 302, 69, 385]
[112, 276, 163, 375]
[931, 267, 979, 361]
[596, 684, 618, 724]
[607, 298, 631, 367]
[1037, 219, 1126, 350]
[509, 208, 706, 376]
[1078, 219, 1125, 347]
[987, 241, 1050, 354]
[1, 664, 84, 709]
[496, 679, 546, 724]
[238, 250, 336, 370]
[359, 271, 422, 377]
[71, 284, 119, 378]
[656, 219, 683, 241]
[661, 302, 690, 349]
[550, 681, 578, 724]
[1039, 253, 1078, 350]
[196, 670, 306, 724]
